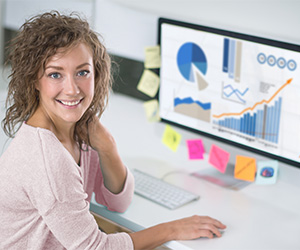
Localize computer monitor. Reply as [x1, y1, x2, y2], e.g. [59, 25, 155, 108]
[158, 18, 300, 169]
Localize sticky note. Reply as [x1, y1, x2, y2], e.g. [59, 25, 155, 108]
[162, 125, 181, 152]
[255, 160, 278, 185]
[137, 70, 160, 98]
[208, 144, 230, 173]
[186, 139, 205, 160]
[143, 99, 160, 122]
[234, 155, 256, 182]
[144, 45, 161, 69]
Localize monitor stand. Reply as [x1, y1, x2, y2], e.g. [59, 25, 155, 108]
[192, 163, 251, 190]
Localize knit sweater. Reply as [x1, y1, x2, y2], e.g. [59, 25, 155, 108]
[0, 123, 134, 249]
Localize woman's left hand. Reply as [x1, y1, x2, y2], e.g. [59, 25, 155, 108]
[87, 116, 127, 194]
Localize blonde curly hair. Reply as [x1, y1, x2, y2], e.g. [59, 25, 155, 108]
[2, 11, 112, 149]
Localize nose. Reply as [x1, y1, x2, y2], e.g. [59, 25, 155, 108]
[64, 76, 80, 96]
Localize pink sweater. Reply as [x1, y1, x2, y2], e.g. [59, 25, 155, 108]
[0, 123, 135, 249]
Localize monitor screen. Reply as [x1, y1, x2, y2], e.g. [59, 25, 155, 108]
[158, 18, 300, 168]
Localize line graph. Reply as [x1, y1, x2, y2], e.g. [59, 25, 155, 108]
[214, 78, 292, 119]
[222, 83, 249, 104]
[213, 78, 292, 144]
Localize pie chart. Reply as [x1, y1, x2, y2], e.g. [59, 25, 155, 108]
[177, 42, 208, 90]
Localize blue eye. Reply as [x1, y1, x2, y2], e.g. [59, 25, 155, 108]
[78, 70, 90, 77]
[49, 72, 61, 79]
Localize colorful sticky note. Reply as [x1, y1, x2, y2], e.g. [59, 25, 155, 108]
[162, 125, 182, 152]
[186, 139, 205, 160]
[143, 99, 160, 122]
[144, 45, 161, 69]
[255, 160, 278, 185]
[208, 144, 230, 173]
[234, 155, 256, 182]
[137, 70, 160, 98]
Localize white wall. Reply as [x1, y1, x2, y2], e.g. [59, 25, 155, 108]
[95, 0, 300, 61]
[0, 0, 4, 66]
[3, 0, 299, 62]
[3, 0, 95, 30]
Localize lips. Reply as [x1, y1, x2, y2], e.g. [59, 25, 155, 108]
[56, 98, 83, 107]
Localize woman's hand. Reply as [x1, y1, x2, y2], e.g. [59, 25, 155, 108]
[87, 116, 116, 153]
[87, 116, 127, 194]
[130, 215, 226, 250]
[167, 215, 226, 240]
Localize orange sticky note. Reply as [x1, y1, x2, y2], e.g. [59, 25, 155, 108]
[234, 155, 256, 182]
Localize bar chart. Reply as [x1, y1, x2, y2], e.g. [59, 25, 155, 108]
[213, 78, 292, 144]
[213, 97, 281, 143]
[223, 38, 242, 83]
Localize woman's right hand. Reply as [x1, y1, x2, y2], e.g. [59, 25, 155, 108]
[130, 215, 226, 250]
[166, 215, 226, 240]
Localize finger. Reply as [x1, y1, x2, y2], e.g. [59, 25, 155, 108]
[197, 216, 227, 229]
[201, 223, 223, 238]
[198, 229, 214, 239]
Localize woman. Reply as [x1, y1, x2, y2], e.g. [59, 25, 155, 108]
[0, 11, 226, 249]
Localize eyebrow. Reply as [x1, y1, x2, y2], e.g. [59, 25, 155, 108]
[45, 63, 92, 70]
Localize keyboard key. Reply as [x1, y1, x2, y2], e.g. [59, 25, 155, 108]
[132, 169, 199, 209]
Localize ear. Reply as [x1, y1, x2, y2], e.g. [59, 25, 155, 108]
[35, 81, 40, 91]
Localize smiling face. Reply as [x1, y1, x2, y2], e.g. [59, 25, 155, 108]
[36, 43, 95, 127]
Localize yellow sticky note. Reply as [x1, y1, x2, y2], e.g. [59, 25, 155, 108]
[234, 155, 256, 182]
[144, 45, 161, 69]
[137, 70, 160, 97]
[162, 125, 181, 152]
[143, 99, 161, 122]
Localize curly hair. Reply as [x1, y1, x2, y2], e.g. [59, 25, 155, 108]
[2, 11, 112, 149]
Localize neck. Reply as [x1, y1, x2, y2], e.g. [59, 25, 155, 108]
[27, 105, 76, 144]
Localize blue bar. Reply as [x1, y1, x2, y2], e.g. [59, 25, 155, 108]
[257, 110, 263, 139]
[245, 113, 249, 135]
[266, 105, 272, 142]
[249, 113, 253, 136]
[274, 97, 282, 143]
[255, 110, 260, 138]
[240, 117, 243, 133]
[228, 39, 236, 79]
[266, 105, 271, 142]
[265, 107, 270, 141]
[242, 115, 246, 134]
[248, 113, 251, 135]
[253, 113, 257, 136]
[223, 38, 230, 73]
[270, 105, 275, 142]
[273, 101, 278, 143]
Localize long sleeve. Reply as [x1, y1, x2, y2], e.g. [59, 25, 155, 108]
[89, 149, 135, 212]
[0, 123, 134, 250]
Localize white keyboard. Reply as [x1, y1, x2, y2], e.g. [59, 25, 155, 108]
[132, 169, 200, 210]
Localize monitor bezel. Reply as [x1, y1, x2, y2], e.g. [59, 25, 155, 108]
[157, 17, 300, 168]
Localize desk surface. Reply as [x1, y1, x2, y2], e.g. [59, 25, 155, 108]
[90, 93, 300, 250]
[0, 90, 299, 250]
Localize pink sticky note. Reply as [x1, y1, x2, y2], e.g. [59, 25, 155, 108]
[186, 139, 205, 160]
[208, 144, 230, 173]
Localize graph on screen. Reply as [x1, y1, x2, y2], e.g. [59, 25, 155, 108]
[159, 18, 300, 166]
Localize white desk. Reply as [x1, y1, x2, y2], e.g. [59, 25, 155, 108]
[90, 93, 300, 250]
[0, 89, 299, 250]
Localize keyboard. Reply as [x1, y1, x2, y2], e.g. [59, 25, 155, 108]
[132, 169, 200, 210]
